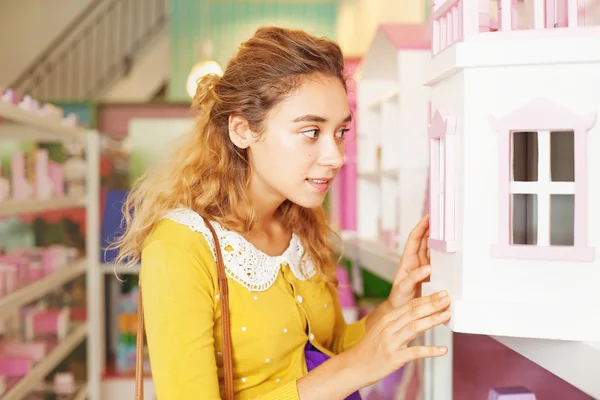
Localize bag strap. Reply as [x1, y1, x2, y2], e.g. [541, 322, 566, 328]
[135, 218, 235, 400]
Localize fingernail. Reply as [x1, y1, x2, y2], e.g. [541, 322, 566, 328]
[437, 291, 447, 298]
[440, 297, 449, 305]
[421, 265, 431, 275]
[441, 311, 450, 318]
[438, 347, 447, 353]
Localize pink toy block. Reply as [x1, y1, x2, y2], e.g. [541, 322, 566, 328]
[25, 308, 70, 341]
[54, 372, 76, 394]
[27, 263, 44, 281]
[41, 245, 69, 275]
[0, 89, 19, 104]
[10, 152, 32, 200]
[34, 149, 53, 200]
[0, 356, 32, 377]
[18, 95, 39, 112]
[0, 265, 18, 295]
[1, 341, 47, 362]
[48, 161, 65, 196]
[0, 256, 28, 286]
[488, 386, 537, 400]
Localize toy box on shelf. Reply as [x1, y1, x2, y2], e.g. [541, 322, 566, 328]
[356, 24, 431, 254]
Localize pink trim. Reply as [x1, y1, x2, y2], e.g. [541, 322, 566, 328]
[490, 97, 597, 261]
[431, 0, 464, 55]
[489, 97, 596, 132]
[429, 238, 457, 252]
[379, 24, 431, 50]
[491, 244, 594, 261]
[429, 107, 457, 138]
[428, 108, 458, 253]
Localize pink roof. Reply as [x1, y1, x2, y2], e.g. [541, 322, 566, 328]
[379, 23, 431, 50]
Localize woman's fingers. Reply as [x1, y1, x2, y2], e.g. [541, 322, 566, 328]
[417, 228, 430, 266]
[393, 308, 451, 345]
[399, 345, 448, 364]
[397, 264, 432, 296]
[391, 292, 450, 333]
[389, 291, 446, 320]
[403, 215, 430, 257]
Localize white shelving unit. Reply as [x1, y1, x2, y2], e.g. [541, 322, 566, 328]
[0, 98, 101, 400]
[355, 24, 431, 254]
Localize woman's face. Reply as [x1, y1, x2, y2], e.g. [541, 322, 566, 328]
[243, 74, 351, 209]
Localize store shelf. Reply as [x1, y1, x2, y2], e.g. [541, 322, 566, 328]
[0, 260, 86, 320]
[73, 382, 89, 400]
[3, 322, 88, 400]
[0, 196, 86, 217]
[101, 263, 140, 275]
[0, 101, 86, 141]
[492, 337, 600, 399]
[340, 236, 400, 281]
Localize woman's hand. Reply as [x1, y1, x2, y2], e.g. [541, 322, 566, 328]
[297, 291, 450, 400]
[348, 291, 450, 388]
[388, 215, 431, 309]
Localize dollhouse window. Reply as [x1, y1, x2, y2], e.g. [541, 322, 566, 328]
[428, 107, 457, 252]
[491, 97, 596, 261]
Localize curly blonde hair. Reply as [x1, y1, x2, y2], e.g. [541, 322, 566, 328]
[110, 27, 348, 284]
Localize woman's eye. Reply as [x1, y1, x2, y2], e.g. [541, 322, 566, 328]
[336, 128, 350, 139]
[302, 129, 319, 139]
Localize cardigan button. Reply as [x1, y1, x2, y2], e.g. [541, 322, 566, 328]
[297, 295, 303, 303]
[309, 333, 315, 341]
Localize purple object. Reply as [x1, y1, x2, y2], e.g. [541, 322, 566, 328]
[488, 386, 536, 400]
[305, 342, 362, 399]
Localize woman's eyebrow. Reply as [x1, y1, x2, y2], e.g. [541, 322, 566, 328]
[291, 114, 352, 123]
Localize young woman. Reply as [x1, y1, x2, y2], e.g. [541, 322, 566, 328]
[113, 26, 451, 400]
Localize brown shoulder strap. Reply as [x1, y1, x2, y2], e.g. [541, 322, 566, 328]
[203, 219, 235, 400]
[135, 218, 235, 400]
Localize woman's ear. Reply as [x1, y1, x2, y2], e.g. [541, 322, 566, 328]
[228, 115, 254, 149]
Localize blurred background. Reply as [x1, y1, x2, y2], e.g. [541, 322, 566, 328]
[0, 0, 598, 399]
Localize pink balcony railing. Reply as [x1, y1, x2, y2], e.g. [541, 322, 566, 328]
[431, 0, 464, 55]
[432, 0, 586, 56]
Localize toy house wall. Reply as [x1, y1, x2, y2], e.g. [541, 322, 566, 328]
[428, 71, 466, 299]
[397, 50, 431, 170]
[461, 63, 600, 303]
[396, 50, 431, 246]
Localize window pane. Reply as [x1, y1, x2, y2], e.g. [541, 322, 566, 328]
[550, 194, 575, 246]
[512, 131, 538, 182]
[550, 131, 574, 182]
[512, 193, 537, 245]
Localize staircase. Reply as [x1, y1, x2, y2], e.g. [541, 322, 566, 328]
[9, 0, 168, 102]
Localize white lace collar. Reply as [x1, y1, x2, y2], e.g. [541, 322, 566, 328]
[161, 208, 317, 291]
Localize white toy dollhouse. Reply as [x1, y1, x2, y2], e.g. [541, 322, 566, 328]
[355, 24, 431, 253]
[421, 0, 600, 341]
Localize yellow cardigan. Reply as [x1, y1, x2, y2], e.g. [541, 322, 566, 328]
[140, 208, 367, 400]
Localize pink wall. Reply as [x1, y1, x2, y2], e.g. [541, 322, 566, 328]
[453, 333, 593, 399]
[331, 57, 361, 231]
